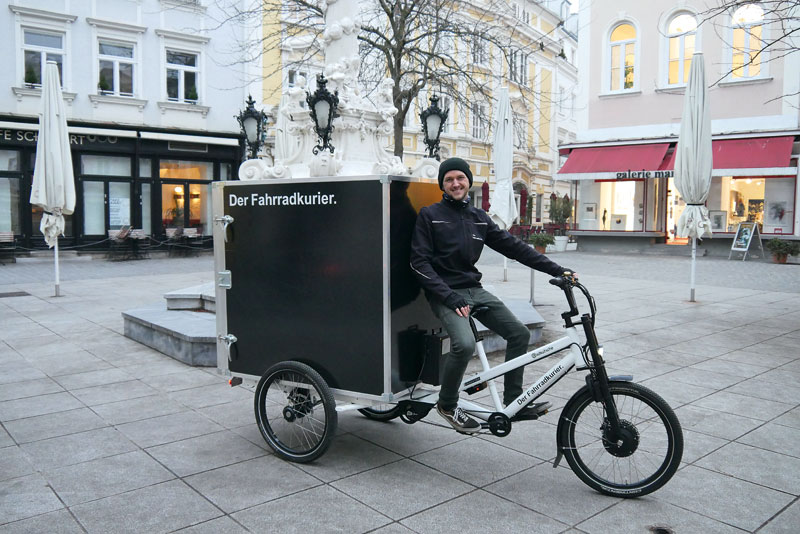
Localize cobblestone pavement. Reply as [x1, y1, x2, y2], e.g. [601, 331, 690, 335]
[0, 251, 798, 533]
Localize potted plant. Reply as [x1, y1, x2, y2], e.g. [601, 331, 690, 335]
[529, 232, 555, 253]
[549, 193, 573, 251]
[97, 73, 111, 94]
[764, 238, 800, 264]
[186, 86, 199, 102]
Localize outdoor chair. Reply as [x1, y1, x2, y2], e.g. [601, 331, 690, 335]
[107, 226, 132, 261]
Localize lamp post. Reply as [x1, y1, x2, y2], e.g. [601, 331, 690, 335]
[420, 94, 448, 160]
[236, 95, 267, 161]
[306, 74, 339, 154]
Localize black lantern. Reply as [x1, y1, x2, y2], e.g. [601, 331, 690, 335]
[420, 94, 448, 160]
[236, 95, 267, 160]
[306, 74, 339, 154]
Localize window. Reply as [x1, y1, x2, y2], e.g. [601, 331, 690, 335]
[706, 176, 795, 234]
[472, 37, 487, 65]
[166, 50, 199, 102]
[288, 69, 307, 87]
[23, 29, 64, 86]
[666, 14, 697, 85]
[98, 41, 134, 96]
[608, 23, 636, 91]
[513, 113, 528, 149]
[731, 4, 764, 78]
[509, 49, 528, 85]
[440, 95, 451, 133]
[471, 103, 487, 139]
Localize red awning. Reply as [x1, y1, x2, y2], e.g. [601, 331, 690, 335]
[711, 136, 795, 169]
[660, 136, 794, 170]
[558, 143, 669, 174]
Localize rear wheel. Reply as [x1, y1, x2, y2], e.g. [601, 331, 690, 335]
[358, 404, 401, 422]
[254, 361, 337, 463]
[558, 382, 682, 497]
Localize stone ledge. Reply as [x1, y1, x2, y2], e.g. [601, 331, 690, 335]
[123, 305, 215, 366]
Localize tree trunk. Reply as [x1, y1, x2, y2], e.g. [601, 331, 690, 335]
[393, 115, 405, 158]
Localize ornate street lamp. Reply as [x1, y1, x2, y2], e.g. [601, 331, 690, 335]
[236, 95, 267, 160]
[306, 74, 339, 154]
[420, 94, 448, 160]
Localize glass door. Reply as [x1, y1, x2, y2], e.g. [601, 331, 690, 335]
[81, 179, 132, 237]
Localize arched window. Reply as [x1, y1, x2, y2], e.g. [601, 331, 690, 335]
[609, 23, 636, 91]
[732, 4, 764, 78]
[667, 13, 697, 85]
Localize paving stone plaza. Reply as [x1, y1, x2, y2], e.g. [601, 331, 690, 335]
[0, 250, 798, 533]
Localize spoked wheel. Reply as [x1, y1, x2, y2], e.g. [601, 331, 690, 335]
[558, 382, 682, 497]
[254, 361, 337, 463]
[358, 404, 401, 422]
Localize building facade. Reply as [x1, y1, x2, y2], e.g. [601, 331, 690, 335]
[257, 0, 579, 226]
[560, 0, 800, 251]
[0, 0, 250, 250]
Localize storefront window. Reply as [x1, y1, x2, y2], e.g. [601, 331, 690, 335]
[82, 155, 131, 176]
[0, 150, 20, 171]
[706, 176, 795, 234]
[577, 180, 645, 231]
[83, 182, 105, 235]
[160, 160, 213, 180]
[162, 183, 185, 230]
[189, 183, 211, 235]
[0, 177, 21, 234]
[139, 158, 152, 178]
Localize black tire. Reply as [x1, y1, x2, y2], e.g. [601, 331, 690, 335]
[254, 361, 337, 463]
[358, 405, 401, 422]
[557, 381, 682, 497]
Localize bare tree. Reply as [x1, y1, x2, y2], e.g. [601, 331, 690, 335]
[213, 0, 563, 157]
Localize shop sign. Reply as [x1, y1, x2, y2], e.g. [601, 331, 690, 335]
[0, 128, 121, 147]
[109, 197, 131, 227]
[615, 169, 674, 179]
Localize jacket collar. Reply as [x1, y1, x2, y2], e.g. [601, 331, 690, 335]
[441, 193, 471, 209]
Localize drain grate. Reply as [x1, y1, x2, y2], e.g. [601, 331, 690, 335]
[0, 291, 30, 298]
[648, 527, 675, 534]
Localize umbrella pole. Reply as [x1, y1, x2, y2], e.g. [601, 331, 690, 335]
[503, 256, 508, 282]
[54, 237, 61, 297]
[690, 236, 696, 302]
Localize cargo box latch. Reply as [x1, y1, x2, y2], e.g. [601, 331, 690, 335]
[218, 333, 238, 361]
[217, 270, 232, 289]
[214, 215, 234, 242]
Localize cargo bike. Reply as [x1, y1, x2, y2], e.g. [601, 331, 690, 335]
[213, 176, 683, 498]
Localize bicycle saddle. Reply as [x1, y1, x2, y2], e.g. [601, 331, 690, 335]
[470, 305, 490, 317]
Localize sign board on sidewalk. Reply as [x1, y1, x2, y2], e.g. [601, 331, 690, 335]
[729, 221, 764, 261]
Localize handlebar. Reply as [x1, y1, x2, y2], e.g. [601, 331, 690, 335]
[548, 274, 596, 326]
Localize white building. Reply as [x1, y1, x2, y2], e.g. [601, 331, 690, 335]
[1, 0, 251, 249]
[559, 0, 800, 253]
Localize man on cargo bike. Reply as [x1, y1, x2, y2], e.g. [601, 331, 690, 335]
[410, 157, 576, 433]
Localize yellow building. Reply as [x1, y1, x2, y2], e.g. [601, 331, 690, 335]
[259, 0, 578, 226]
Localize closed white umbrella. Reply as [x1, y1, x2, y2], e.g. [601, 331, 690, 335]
[30, 61, 75, 297]
[488, 87, 518, 281]
[674, 52, 713, 302]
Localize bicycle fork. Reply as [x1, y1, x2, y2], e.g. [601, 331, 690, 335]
[553, 312, 625, 468]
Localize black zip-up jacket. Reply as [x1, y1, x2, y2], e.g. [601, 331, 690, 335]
[410, 195, 565, 305]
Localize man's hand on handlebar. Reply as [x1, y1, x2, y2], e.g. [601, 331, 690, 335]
[563, 270, 579, 282]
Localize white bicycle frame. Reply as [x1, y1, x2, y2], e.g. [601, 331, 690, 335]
[414, 325, 588, 421]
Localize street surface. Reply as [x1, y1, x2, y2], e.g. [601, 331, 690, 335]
[0, 250, 798, 533]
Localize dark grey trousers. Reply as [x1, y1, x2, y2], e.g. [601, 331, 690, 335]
[429, 287, 530, 411]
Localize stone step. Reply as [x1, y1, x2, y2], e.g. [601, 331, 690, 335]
[123, 304, 216, 367]
[15, 250, 94, 263]
[164, 283, 215, 312]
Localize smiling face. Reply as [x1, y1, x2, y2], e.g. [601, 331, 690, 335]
[442, 170, 471, 201]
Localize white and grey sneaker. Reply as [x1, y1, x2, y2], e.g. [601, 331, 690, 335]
[436, 404, 481, 434]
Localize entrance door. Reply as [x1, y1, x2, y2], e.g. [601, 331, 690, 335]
[81, 179, 132, 237]
[160, 181, 211, 236]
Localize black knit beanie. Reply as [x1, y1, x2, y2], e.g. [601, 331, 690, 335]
[437, 157, 473, 190]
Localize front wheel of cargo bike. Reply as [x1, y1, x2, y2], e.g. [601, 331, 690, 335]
[557, 381, 683, 497]
[254, 361, 337, 463]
